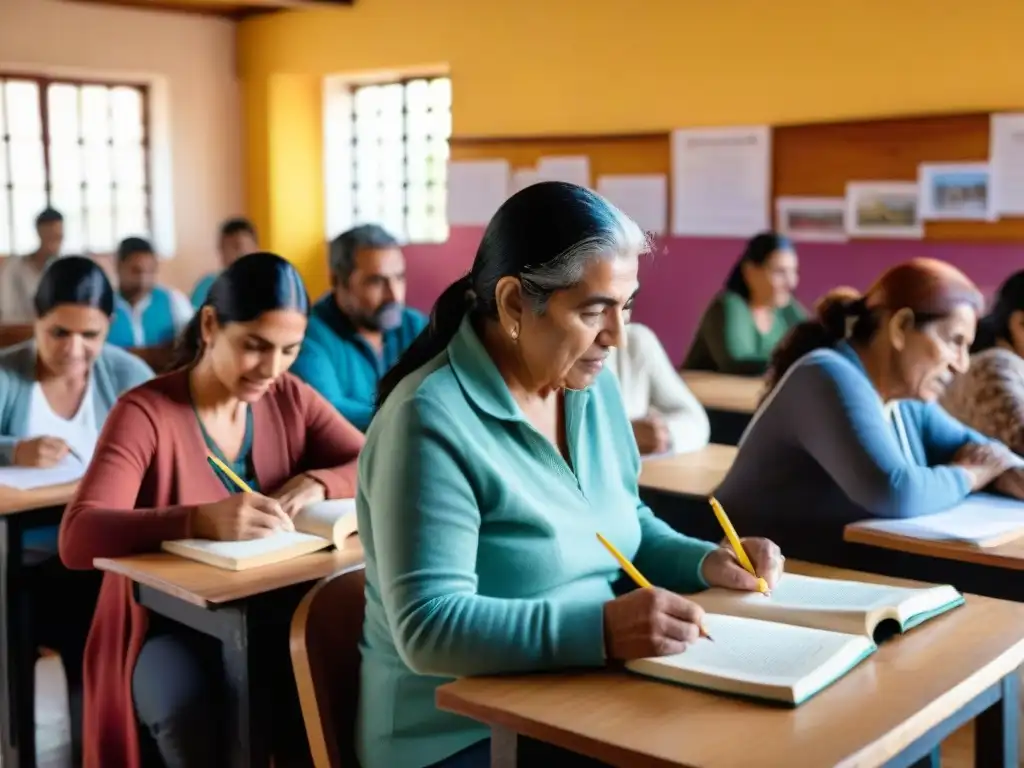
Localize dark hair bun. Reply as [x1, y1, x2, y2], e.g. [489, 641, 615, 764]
[815, 286, 862, 339]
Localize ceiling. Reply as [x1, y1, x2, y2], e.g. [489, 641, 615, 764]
[63, 0, 352, 19]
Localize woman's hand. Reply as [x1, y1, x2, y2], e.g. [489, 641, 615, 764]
[602, 587, 706, 660]
[13, 436, 70, 468]
[270, 473, 327, 518]
[701, 537, 785, 591]
[952, 442, 1020, 491]
[993, 468, 1024, 500]
[191, 492, 294, 541]
[632, 415, 670, 456]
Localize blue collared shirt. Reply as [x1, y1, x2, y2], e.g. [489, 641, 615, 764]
[290, 296, 427, 431]
[355, 316, 716, 768]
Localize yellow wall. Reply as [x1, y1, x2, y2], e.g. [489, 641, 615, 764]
[238, 0, 1024, 293]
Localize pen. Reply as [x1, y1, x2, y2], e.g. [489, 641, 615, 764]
[708, 496, 770, 595]
[596, 532, 713, 642]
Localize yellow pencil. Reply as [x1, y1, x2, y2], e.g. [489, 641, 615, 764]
[596, 532, 713, 642]
[708, 496, 769, 595]
[207, 453, 254, 494]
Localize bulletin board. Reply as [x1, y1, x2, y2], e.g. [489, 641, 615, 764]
[773, 112, 1024, 241]
[451, 111, 1024, 242]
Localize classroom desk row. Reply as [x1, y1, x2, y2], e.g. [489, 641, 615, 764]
[6, 441, 1024, 767]
[680, 371, 762, 445]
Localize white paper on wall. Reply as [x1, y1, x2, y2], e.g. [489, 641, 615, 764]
[596, 174, 668, 235]
[447, 160, 511, 225]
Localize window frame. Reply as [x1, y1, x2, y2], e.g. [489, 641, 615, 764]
[0, 70, 152, 256]
[346, 75, 451, 245]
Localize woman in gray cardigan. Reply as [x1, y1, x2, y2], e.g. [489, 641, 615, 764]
[0, 255, 152, 764]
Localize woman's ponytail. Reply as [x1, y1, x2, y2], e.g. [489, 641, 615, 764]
[376, 274, 474, 409]
[764, 288, 865, 395]
[169, 313, 203, 371]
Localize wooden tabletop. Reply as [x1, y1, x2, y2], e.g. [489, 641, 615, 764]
[680, 371, 764, 414]
[437, 560, 1024, 768]
[845, 521, 1024, 571]
[94, 535, 365, 608]
[639, 444, 737, 497]
[0, 482, 77, 517]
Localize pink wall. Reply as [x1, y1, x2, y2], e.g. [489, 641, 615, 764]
[405, 227, 1024, 363]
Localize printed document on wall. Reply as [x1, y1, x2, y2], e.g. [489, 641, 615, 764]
[671, 126, 771, 237]
[596, 174, 668, 235]
[991, 114, 1024, 216]
[447, 160, 511, 225]
[511, 167, 541, 194]
[537, 156, 591, 189]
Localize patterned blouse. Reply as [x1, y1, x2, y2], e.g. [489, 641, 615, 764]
[941, 347, 1024, 454]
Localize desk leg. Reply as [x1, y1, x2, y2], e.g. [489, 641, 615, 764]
[220, 605, 270, 768]
[0, 514, 38, 768]
[490, 725, 518, 768]
[975, 672, 1019, 768]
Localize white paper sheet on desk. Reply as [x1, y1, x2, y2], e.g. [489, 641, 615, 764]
[0, 455, 86, 490]
[855, 494, 1024, 545]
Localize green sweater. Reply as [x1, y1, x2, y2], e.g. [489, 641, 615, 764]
[682, 290, 807, 375]
[355, 316, 717, 768]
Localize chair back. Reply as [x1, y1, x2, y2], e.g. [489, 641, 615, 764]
[0, 324, 33, 348]
[291, 564, 366, 768]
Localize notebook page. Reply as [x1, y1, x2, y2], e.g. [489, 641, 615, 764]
[697, 573, 910, 616]
[854, 494, 1024, 545]
[293, 498, 356, 543]
[638, 614, 869, 684]
[0, 455, 86, 490]
[168, 531, 326, 559]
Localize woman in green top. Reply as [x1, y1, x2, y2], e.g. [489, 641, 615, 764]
[683, 232, 806, 375]
[357, 182, 786, 768]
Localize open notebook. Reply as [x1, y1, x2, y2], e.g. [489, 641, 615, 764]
[0, 454, 86, 490]
[626, 572, 964, 706]
[850, 493, 1024, 547]
[162, 498, 357, 571]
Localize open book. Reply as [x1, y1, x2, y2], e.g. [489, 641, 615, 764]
[162, 498, 357, 571]
[0, 454, 86, 490]
[625, 573, 964, 706]
[849, 493, 1024, 547]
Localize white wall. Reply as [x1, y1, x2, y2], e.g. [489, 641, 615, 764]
[0, 0, 243, 292]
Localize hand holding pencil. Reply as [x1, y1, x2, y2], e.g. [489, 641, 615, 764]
[703, 497, 785, 594]
[596, 532, 714, 660]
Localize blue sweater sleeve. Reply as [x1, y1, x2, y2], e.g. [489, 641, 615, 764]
[913, 401, 998, 464]
[780, 357, 972, 518]
[291, 338, 375, 432]
[362, 393, 607, 678]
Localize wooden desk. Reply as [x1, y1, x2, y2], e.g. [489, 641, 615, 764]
[639, 445, 736, 543]
[437, 561, 1024, 768]
[639, 445, 736, 498]
[0, 482, 76, 768]
[94, 537, 365, 768]
[680, 372, 763, 445]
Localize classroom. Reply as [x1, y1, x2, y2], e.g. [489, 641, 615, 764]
[2, 0, 1024, 766]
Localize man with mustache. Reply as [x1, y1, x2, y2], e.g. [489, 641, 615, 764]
[292, 224, 426, 431]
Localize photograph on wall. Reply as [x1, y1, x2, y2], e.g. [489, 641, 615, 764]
[845, 182, 924, 239]
[775, 197, 847, 242]
[918, 162, 995, 221]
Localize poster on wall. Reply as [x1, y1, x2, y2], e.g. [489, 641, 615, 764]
[845, 182, 924, 239]
[536, 156, 591, 189]
[918, 162, 995, 221]
[446, 160, 511, 226]
[596, 174, 668, 235]
[670, 125, 771, 237]
[775, 197, 847, 242]
[510, 167, 541, 194]
[990, 113, 1024, 216]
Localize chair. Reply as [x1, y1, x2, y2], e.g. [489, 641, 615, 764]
[128, 343, 175, 373]
[290, 563, 366, 768]
[0, 323, 33, 348]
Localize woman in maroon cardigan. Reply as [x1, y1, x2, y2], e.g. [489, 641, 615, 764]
[59, 252, 365, 768]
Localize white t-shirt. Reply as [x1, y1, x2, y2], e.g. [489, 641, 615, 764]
[24, 376, 99, 464]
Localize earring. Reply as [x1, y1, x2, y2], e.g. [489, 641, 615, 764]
[510, 324, 520, 341]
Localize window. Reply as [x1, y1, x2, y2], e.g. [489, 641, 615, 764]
[342, 77, 451, 244]
[0, 74, 150, 256]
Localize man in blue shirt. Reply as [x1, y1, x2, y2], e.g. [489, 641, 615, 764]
[190, 217, 259, 308]
[291, 224, 427, 431]
[107, 237, 194, 348]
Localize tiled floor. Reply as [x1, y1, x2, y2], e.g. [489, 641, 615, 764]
[20, 654, 1003, 768]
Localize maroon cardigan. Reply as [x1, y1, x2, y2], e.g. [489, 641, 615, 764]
[59, 369, 365, 768]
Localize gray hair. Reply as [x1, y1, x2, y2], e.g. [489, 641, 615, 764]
[328, 223, 399, 282]
[518, 200, 650, 312]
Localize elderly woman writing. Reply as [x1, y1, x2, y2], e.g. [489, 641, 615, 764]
[356, 182, 785, 768]
[715, 258, 1024, 567]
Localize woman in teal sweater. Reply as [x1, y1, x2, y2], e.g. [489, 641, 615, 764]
[358, 182, 786, 768]
[683, 232, 806, 374]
